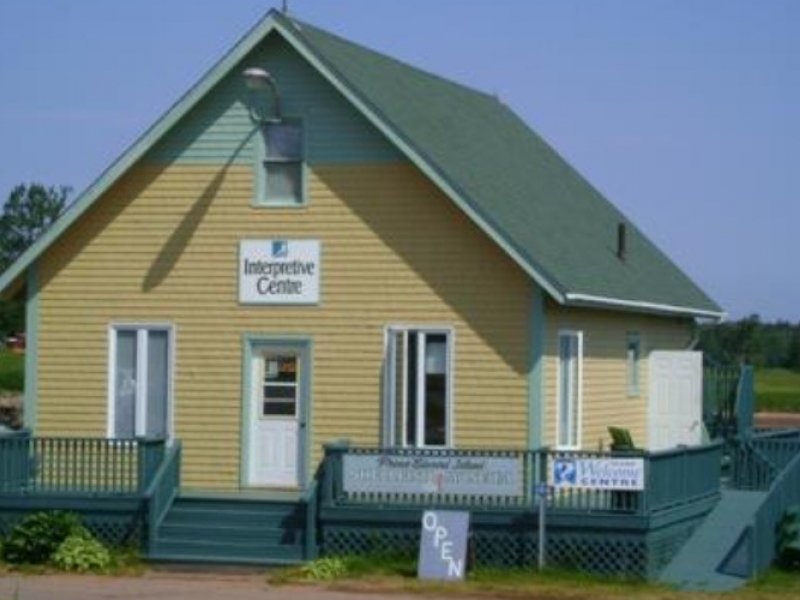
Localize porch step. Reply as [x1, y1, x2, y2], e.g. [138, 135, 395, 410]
[659, 489, 766, 591]
[149, 495, 308, 566]
[150, 539, 305, 565]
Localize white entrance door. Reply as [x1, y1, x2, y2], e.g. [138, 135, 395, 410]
[247, 349, 304, 487]
[648, 351, 703, 451]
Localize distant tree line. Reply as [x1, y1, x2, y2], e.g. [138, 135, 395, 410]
[0, 184, 70, 338]
[699, 314, 800, 370]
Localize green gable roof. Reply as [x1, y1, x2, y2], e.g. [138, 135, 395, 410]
[281, 14, 722, 318]
[0, 9, 722, 319]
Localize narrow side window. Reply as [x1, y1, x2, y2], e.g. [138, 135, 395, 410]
[627, 332, 641, 397]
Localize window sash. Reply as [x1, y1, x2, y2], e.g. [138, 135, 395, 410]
[110, 326, 172, 439]
[557, 331, 583, 449]
[384, 327, 452, 449]
[260, 121, 303, 205]
[627, 333, 641, 397]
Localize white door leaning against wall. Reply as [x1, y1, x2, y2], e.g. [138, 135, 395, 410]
[248, 350, 304, 487]
[648, 351, 703, 451]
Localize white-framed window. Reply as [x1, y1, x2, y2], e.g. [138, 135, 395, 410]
[556, 330, 583, 449]
[256, 120, 304, 206]
[108, 325, 174, 439]
[626, 332, 641, 397]
[383, 326, 453, 448]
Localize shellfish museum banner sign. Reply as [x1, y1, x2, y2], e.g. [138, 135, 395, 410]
[551, 457, 645, 491]
[239, 240, 320, 305]
[343, 454, 523, 497]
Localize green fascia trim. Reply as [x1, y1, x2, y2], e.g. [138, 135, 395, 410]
[269, 14, 568, 305]
[240, 334, 313, 490]
[0, 10, 284, 296]
[527, 285, 545, 449]
[23, 263, 39, 432]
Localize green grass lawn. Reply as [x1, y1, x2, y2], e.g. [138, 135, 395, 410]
[756, 368, 800, 413]
[0, 350, 24, 392]
[271, 556, 800, 600]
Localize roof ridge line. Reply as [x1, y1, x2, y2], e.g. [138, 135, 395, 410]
[279, 12, 500, 104]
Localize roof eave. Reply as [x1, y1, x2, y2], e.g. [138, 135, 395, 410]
[564, 292, 726, 322]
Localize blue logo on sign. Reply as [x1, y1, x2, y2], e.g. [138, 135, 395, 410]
[272, 240, 288, 258]
[553, 459, 577, 485]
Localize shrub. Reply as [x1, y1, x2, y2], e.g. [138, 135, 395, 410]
[1, 511, 82, 564]
[52, 530, 111, 572]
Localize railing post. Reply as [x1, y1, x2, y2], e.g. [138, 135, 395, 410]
[138, 438, 166, 493]
[322, 439, 350, 506]
[0, 428, 31, 492]
[737, 365, 755, 436]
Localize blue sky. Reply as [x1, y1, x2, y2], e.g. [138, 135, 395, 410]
[0, 1, 797, 321]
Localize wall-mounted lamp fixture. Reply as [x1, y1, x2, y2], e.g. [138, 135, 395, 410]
[243, 67, 282, 121]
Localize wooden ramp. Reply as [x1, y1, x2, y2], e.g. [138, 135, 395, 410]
[659, 489, 766, 591]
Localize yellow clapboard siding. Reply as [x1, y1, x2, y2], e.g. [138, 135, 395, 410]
[36, 162, 532, 490]
[543, 304, 693, 450]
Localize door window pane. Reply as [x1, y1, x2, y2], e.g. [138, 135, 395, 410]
[262, 355, 298, 417]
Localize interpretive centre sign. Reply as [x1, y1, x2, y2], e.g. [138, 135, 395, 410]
[551, 457, 645, 491]
[343, 454, 523, 497]
[239, 240, 320, 305]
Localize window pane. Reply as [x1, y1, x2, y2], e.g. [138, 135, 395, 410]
[424, 334, 447, 446]
[114, 331, 137, 438]
[146, 331, 169, 438]
[406, 332, 418, 447]
[627, 334, 640, 396]
[558, 334, 580, 447]
[265, 123, 301, 160]
[264, 162, 302, 202]
[392, 331, 405, 446]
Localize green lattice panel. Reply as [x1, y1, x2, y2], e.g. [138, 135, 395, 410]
[547, 534, 647, 577]
[83, 515, 143, 547]
[473, 530, 536, 568]
[321, 522, 650, 577]
[322, 526, 418, 559]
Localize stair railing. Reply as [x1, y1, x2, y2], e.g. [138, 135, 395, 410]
[143, 441, 182, 555]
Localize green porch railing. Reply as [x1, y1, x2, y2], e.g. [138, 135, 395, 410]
[643, 442, 723, 513]
[0, 433, 166, 495]
[730, 430, 800, 491]
[749, 447, 800, 575]
[144, 441, 182, 555]
[322, 441, 723, 518]
[704, 364, 755, 439]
